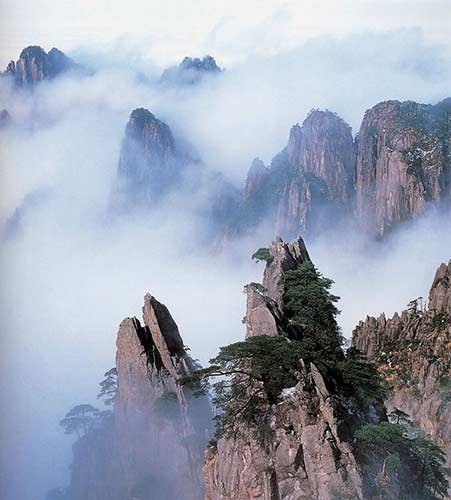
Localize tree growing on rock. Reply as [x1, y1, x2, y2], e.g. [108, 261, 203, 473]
[59, 404, 100, 438]
[356, 422, 449, 500]
[251, 247, 273, 263]
[97, 367, 118, 406]
[181, 335, 307, 440]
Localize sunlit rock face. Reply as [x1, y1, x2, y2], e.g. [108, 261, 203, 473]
[236, 110, 356, 240]
[4, 46, 74, 85]
[230, 98, 451, 242]
[246, 236, 311, 338]
[160, 55, 222, 85]
[355, 99, 451, 236]
[68, 294, 211, 500]
[205, 236, 365, 500]
[352, 260, 451, 478]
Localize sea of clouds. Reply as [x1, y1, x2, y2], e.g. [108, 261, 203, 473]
[0, 28, 450, 500]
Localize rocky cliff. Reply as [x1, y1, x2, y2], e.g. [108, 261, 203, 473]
[68, 294, 211, 500]
[355, 99, 451, 236]
[237, 110, 356, 239]
[204, 236, 366, 500]
[115, 108, 182, 208]
[112, 98, 450, 242]
[352, 260, 451, 473]
[4, 46, 75, 85]
[234, 99, 450, 241]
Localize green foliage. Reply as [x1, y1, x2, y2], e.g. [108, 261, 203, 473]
[207, 438, 218, 451]
[282, 262, 386, 412]
[337, 347, 387, 409]
[243, 282, 267, 294]
[385, 452, 401, 471]
[97, 367, 118, 406]
[183, 260, 387, 443]
[282, 261, 343, 365]
[356, 423, 449, 499]
[181, 335, 306, 440]
[59, 404, 100, 437]
[251, 247, 273, 263]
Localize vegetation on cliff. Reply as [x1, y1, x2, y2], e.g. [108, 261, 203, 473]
[182, 259, 385, 442]
[356, 422, 449, 499]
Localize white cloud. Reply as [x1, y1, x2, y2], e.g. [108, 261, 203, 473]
[1, 0, 450, 68]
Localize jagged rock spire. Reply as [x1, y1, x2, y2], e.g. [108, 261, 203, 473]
[115, 108, 180, 208]
[205, 236, 364, 499]
[160, 55, 222, 85]
[4, 45, 74, 85]
[246, 235, 310, 338]
[69, 294, 211, 500]
[356, 100, 451, 236]
[429, 260, 451, 313]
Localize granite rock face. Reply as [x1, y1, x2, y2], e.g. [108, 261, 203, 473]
[68, 294, 211, 500]
[115, 108, 181, 207]
[205, 236, 364, 500]
[355, 99, 451, 236]
[245, 236, 310, 338]
[352, 260, 451, 475]
[4, 46, 74, 85]
[234, 99, 451, 241]
[237, 110, 355, 239]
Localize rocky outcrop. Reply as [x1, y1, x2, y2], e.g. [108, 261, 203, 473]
[232, 99, 451, 241]
[237, 110, 356, 239]
[205, 236, 364, 500]
[355, 99, 451, 236]
[352, 260, 451, 472]
[115, 108, 182, 208]
[161, 56, 221, 85]
[245, 237, 310, 338]
[68, 294, 211, 500]
[4, 46, 75, 85]
[204, 369, 363, 500]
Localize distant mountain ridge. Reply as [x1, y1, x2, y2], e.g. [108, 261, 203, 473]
[160, 55, 222, 85]
[113, 98, 451, 242]
[3, 45, 449, 241]
[3, 46, 77, 85]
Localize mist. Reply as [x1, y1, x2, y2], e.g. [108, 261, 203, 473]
[0, 29, 450, 500]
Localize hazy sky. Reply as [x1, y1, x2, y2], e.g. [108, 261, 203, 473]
[1, 0, 450, 68]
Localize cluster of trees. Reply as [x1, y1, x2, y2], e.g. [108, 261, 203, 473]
[182, 335, 308, 441]
[181, 255, 449, 498]
[356, 422, 449, 499]
[182, 260, 385, 441]
[59, 368, 118, 438]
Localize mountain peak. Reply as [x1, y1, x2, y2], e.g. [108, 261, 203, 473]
[4, 45, 74, 85]
[161, 55, 222, 85]
[115, 108, 179, 207]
